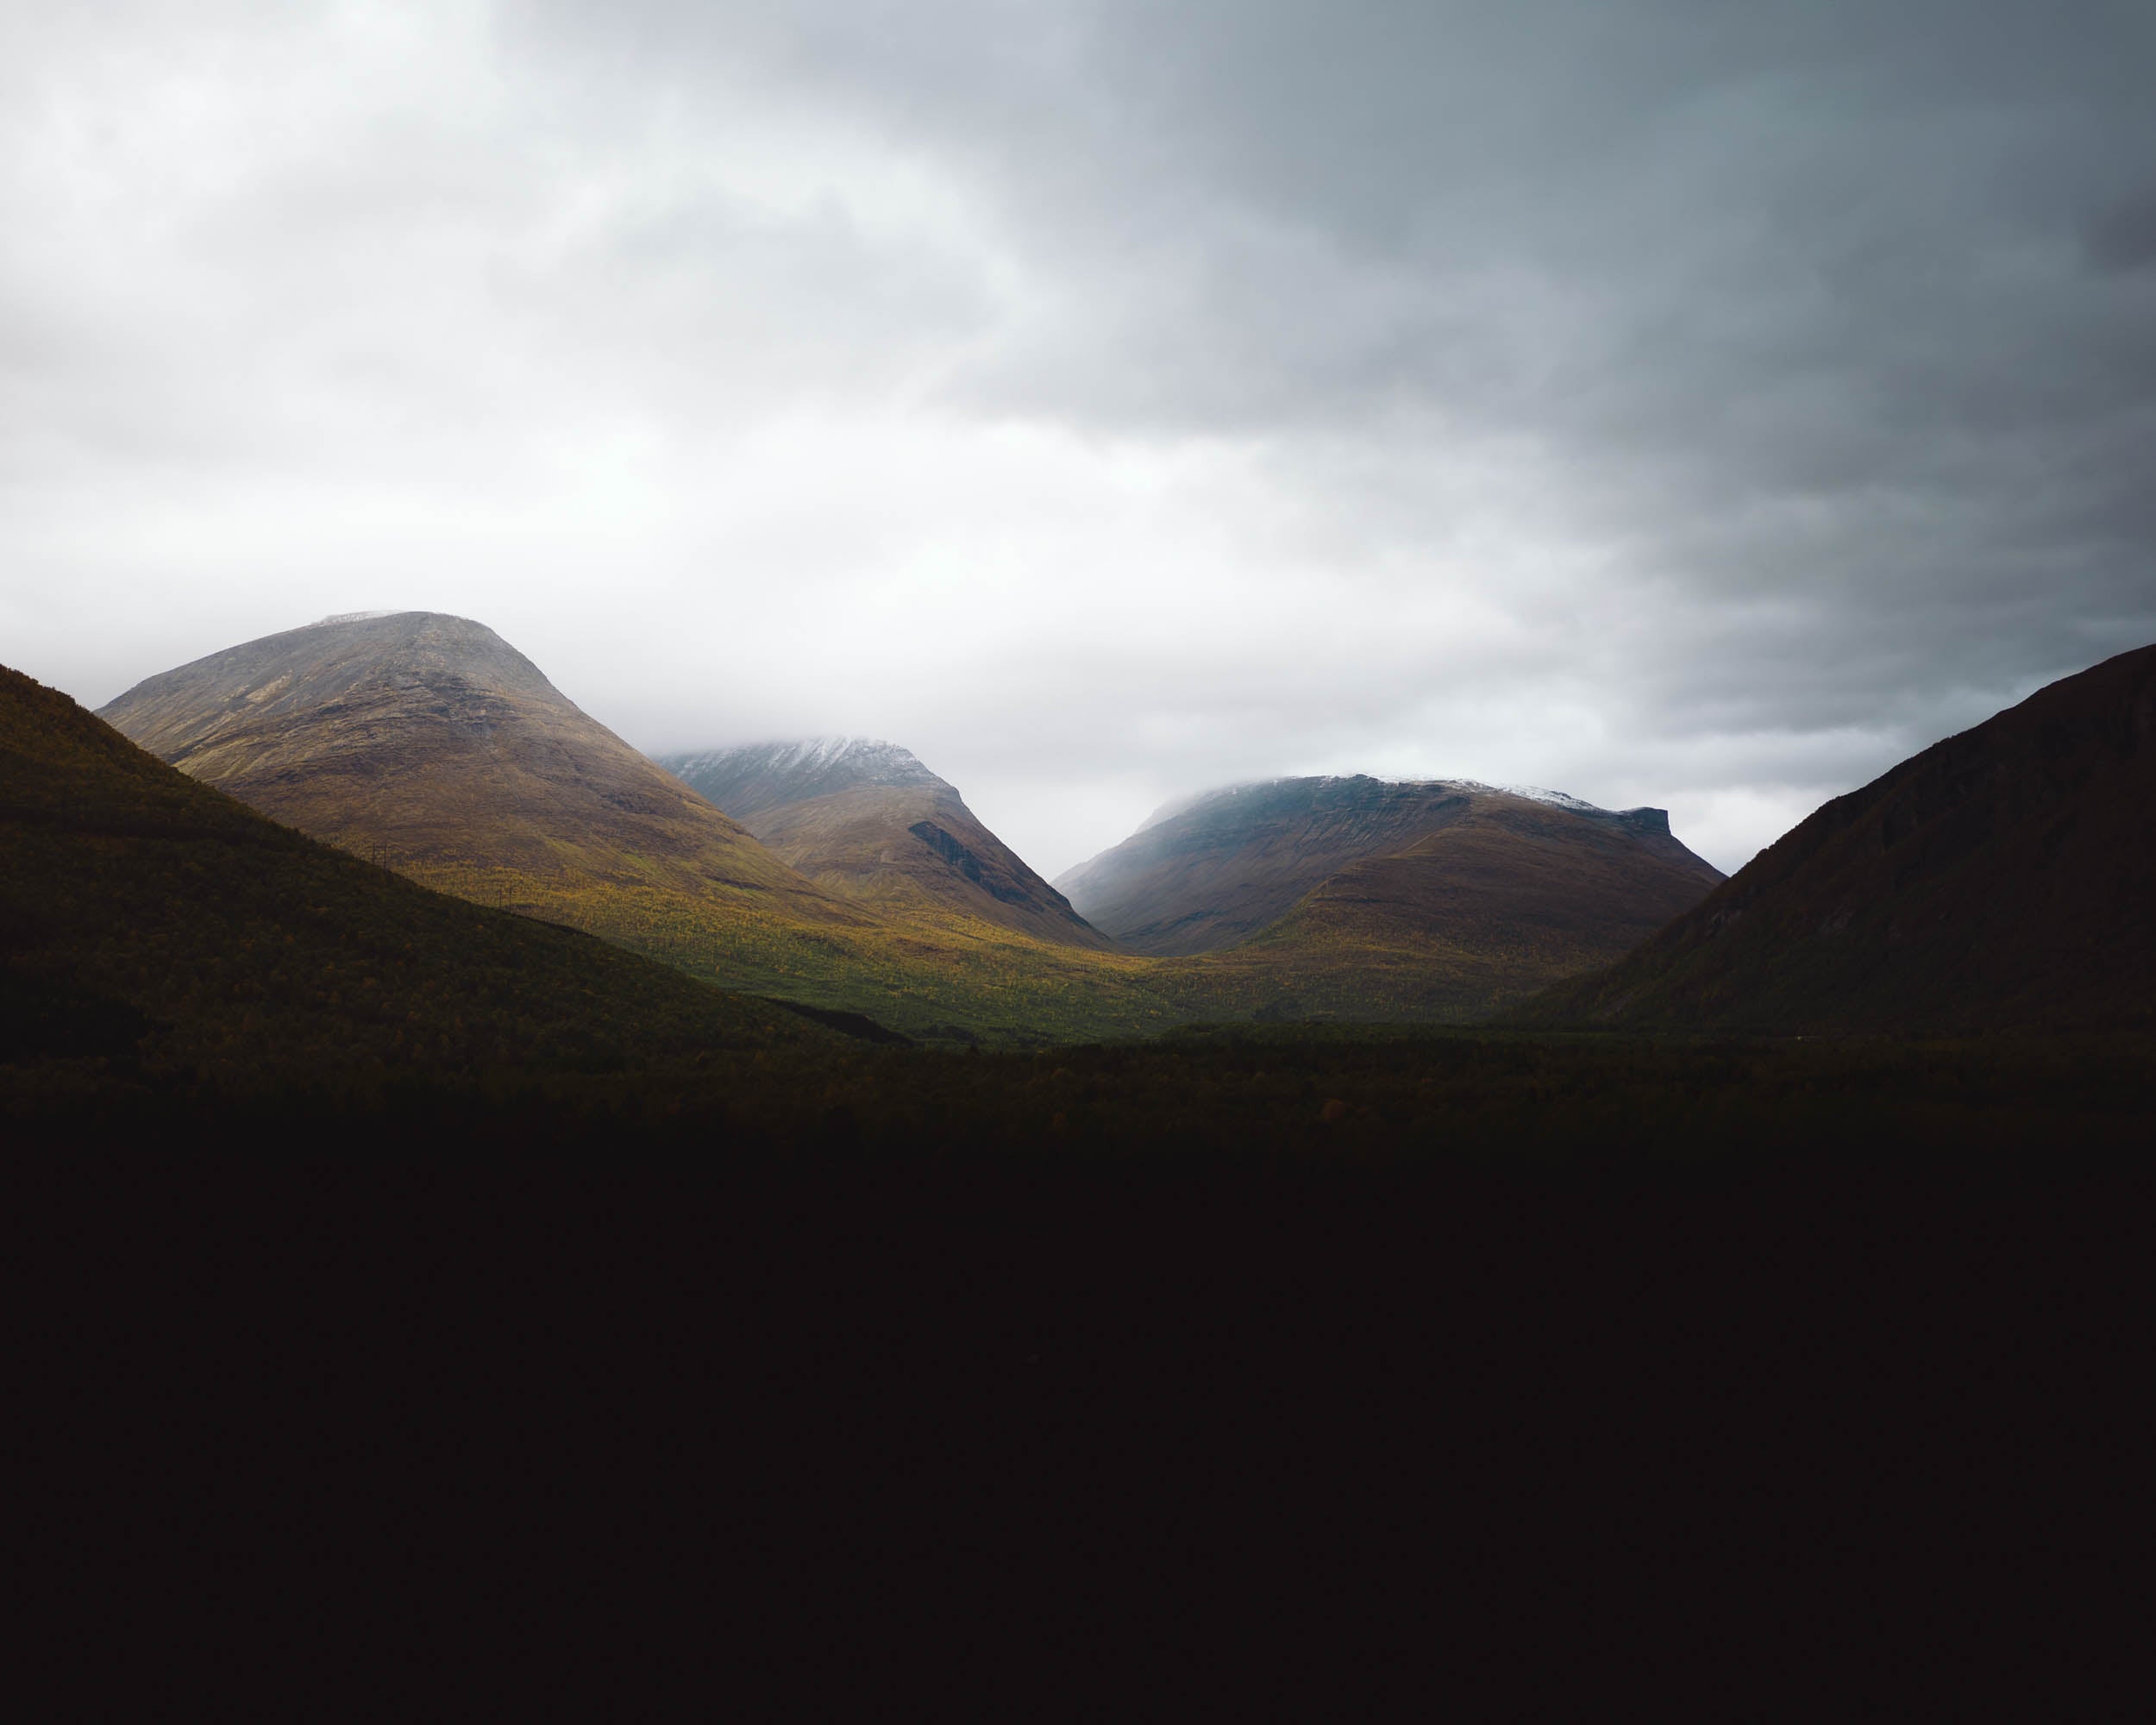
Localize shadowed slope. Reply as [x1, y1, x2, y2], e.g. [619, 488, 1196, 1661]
[1526, 643, 2156, 1033]
[661, 739, 1117, 950]
[1, 663, 818, 1090]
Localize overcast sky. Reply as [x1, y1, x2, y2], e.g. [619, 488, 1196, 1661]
[5, 1, 2153, 875]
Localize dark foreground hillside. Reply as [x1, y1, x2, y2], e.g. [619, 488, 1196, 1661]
[0, 664, 820, 1098]
[1530, 642, 2156, 1032]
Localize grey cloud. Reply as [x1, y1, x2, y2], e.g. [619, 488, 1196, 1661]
[2086, 183, 2156, 274]
[9, 1, 2155, 877]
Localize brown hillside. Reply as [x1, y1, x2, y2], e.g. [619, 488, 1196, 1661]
[1526, 643, 2156, 1033]
[98, 612, 853, 924]
[1152, 795, 1727, 1021]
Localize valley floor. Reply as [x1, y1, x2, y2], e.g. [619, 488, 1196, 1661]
[12, 1023, 2153, 1159]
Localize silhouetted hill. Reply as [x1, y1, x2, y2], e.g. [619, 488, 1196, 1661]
[1526, 644, 2156, 1032]
[661, 738, 1116, 950]
[1, 662, 818, 1094]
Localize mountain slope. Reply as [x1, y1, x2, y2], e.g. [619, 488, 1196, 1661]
[1, 662, 818, 1093]
[1146, 791, 1729, 1021]
[661, 739, 1115, 950]
[1059, 776, 1720, 958]
[1526, 643, 2156, 1033]
[97, 617, 1184, 1043]
[99, 612, 849, 919]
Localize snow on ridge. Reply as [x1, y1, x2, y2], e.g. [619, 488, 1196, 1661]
[1495, 783, 1607, 813]
[305, 610, 404, 628]
[1365, 774, 1610, 812]
[667, 735, 944, 788]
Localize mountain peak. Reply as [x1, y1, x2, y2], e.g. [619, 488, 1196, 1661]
[104, 611, 564, 736]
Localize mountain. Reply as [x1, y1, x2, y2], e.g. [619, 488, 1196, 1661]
[1059, 776, 1720, 957]
[660, 738, 1115, 950]
[98, 611, 849, 922]
[1, 662, 817, 1094]
[1525, 644, 2156, 1034]
[96, 616, 1184, 1044]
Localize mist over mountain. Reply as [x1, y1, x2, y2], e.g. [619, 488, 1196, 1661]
[1526, 644, 2156, 1034]
[662, 739, 1115, 951]
[1060, 776, 1720, 959]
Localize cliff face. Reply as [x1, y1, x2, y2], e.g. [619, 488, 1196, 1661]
[1057, 775, 1720, 958]
[1526, 643, 2156, 1033]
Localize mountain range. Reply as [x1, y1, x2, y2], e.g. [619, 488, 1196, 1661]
[84, 612, 1733, 1038]
[64, 609, 2152, 1044]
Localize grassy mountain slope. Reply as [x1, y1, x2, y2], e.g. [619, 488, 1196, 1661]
[1153, 797, 1730, 1021]
[98, 618, 1183, 1043]
[661, 739, 1117, 950]
[98, 612, 851, 918]
[1526, 643, 2156, 1033]
[1, 663, 820, 1097]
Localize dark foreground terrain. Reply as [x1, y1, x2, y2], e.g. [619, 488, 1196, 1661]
[14, 1028, 2153, 1699]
